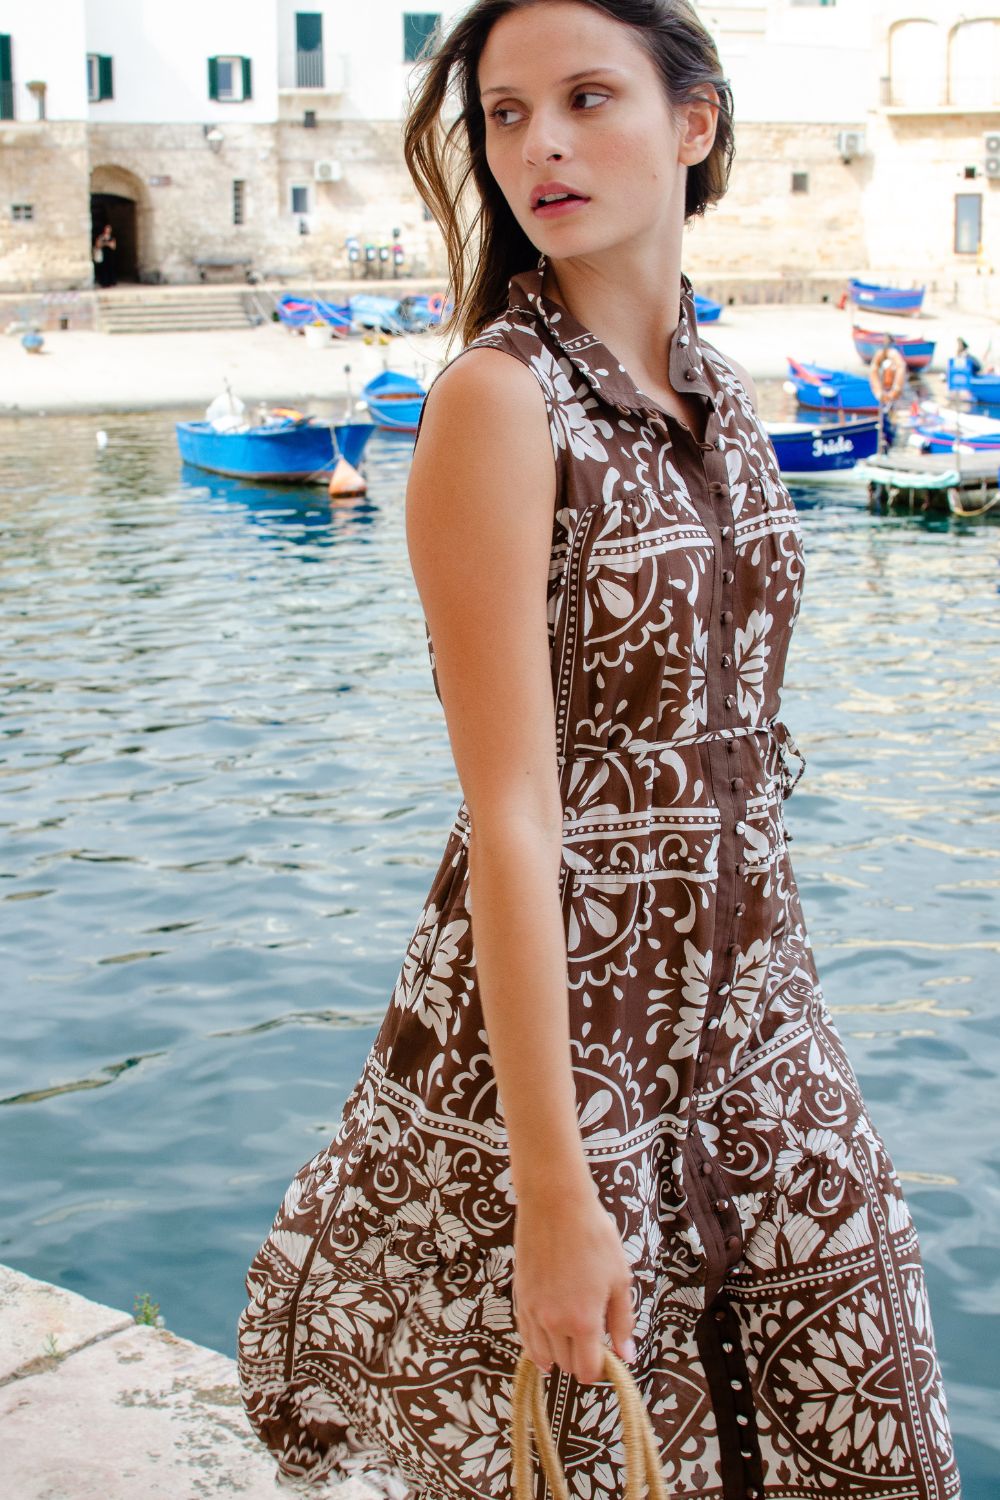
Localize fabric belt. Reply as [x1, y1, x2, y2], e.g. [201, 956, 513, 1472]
[556, 716, 807, 801]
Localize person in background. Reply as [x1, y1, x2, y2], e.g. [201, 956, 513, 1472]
[955, 336, 982, 376]
[92, 224, 117, 288]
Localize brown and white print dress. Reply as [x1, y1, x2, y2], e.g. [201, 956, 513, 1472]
[237, 264, 960, 1500]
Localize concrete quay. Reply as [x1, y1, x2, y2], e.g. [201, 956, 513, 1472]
[0, 285, 996, 419]
[0, 1261, 378, 1499]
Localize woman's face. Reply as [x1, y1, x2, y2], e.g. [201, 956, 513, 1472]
[477, 0, 715, 260]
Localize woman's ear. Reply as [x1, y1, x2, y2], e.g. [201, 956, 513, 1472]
[678, 86, 719, 167]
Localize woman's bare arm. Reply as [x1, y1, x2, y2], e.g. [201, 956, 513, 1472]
[405, 347, 593, 1208]
[406, 348, 636, 1382]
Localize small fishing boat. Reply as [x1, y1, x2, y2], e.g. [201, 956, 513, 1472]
[692, 292, 723, 324]
[786, 357, 882, 414]
[852, 325, 935, 372]
[176, 412, 374, 482]
[276, 295, 352, 332]
[765, 415, 889, 480]
[847, 278, 926, 317]
[905, 400, 1000, 454]
[361, 370, 427, 432]
[946, 358, 1000, 406]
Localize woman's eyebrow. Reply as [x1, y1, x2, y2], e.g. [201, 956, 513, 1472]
[481, 65, 627, 100]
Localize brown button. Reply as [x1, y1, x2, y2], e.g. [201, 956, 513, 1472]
[700, 1161, 713, 1176]
[720, 524, 732, 537]
[735, 901, 746, 915]
[722, 568, 735, 583]
[684, 369, 697, 382]
[714, 1308, 727, 1322]
[721, 609, 733, 624]
[738, 863, 749, 875]
[725, 1234, 740, 1252]
[724, 694, 735, 709]
[726, 942, 737, 955]
[697, 1050, 709, 1065]
[726, 739, 738, 754]
[716, 982, 731, 996]
[715, 1198, 731, 1211]
[721, 653, 733, 668]
[730, 776, 743, 790]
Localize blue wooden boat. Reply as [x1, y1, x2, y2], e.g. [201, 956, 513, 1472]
[765, 415, 889, 479]
[692, 292, 723, 324]
[786, 357, 882, 414]
[946, 357, 1000, 406]
[276, 294, 352, 332]
[852, 324, 934, 372]
[175, 416, 374, 482]
[362, 370, 426, 432]
[848, 278, 925, 316]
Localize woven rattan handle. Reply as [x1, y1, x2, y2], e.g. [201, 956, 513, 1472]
[511, 1350, 668, 1500]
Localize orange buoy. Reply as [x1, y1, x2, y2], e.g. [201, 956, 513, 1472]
[428, 291, 446, 318]
[868, 345, 907, 405]
[327, 456, 367, 497]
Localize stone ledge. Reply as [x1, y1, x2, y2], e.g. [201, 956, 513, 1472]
[0, 1263, 381, 1499]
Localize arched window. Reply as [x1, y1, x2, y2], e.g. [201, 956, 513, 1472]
[948, 18, 1000, 108]
[889, 18, 943, 109]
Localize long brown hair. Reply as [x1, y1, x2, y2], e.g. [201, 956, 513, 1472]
[402, 0, 735, 350]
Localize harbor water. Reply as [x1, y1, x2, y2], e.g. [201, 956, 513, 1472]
[1, 401, 997, 1492]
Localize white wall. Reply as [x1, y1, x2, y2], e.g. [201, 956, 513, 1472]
[84, 0, 278, 123]
[705, 0, 877, 124]
[0, 0, 87, 121]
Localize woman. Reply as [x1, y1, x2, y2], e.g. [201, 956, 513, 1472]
[237, 4, 960, 1497]
[92, 223, 117, 288]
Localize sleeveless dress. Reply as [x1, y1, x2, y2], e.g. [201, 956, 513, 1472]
[236, 265, 960, 1500]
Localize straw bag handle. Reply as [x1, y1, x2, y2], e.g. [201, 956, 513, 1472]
[510, 1350, 669, 1500]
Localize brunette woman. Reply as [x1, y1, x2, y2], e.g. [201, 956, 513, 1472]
[238, 5, 959, 1497]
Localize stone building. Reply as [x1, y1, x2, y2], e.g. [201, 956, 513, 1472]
[0, 0, 997, 305]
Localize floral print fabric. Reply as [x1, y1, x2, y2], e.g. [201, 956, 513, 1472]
[236, 265, 959, 1500]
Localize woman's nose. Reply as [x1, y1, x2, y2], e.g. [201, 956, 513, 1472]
[522, 114, 566, 167]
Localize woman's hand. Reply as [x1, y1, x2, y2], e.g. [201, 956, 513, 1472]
[513, 1186, 637, 1384]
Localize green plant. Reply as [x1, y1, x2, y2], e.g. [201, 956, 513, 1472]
[133, 1290, 162, 1326]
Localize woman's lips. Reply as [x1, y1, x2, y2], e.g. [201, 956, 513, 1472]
[532, 195, 590, 219]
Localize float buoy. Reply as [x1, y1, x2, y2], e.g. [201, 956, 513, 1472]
[428, 291, 446, 319]
[869, 345, 907, 405]
[327, 456, 366, 498]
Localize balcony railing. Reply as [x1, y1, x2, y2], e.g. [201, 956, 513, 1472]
[296, 47, 324, 88]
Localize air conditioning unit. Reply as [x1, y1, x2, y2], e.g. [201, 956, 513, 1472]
[837, 129, 866, 162]
[985, 132, 1000, 179]
[314, 159, 342, 183]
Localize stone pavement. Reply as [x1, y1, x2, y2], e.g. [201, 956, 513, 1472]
[0, 1262, 380, 1499]
[0, 292, 995, 419]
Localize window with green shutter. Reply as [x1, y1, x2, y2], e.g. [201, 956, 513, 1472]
[0, 34, 13, 121]
[403, 13, 441, 63]
[208, 55, 251, 102]
[87, 53, 114, 102]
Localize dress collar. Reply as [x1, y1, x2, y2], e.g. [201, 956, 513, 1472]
[505, 263, 714, 419]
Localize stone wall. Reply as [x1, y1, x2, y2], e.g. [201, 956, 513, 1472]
[1, 111, 995, 309]
[0, 122, 91, 292]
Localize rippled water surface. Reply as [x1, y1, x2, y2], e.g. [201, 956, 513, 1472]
[1, 403, 998, 1491]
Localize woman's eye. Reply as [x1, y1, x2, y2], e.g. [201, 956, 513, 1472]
[574, 90, 609, 110]
[490, 106, 521, 127]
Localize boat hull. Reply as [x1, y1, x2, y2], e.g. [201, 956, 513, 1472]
[852, 326, 934, 370]
[767, 416, 886, 477]
[848, 278, 926, 316]
[175, 419, 374, 482]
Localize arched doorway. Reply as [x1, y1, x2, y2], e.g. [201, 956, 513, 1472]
[89, 165, 149, 285]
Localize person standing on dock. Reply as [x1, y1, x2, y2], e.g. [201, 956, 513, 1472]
[955, 336, 982, 376]
[237, 4, 960, 1498]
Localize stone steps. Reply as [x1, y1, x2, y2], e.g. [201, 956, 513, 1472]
[97, 290, 258, 334]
